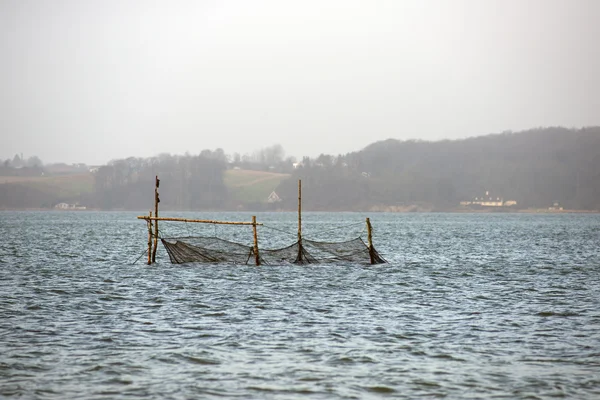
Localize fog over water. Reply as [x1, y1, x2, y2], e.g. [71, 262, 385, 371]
[1, 0, 599, 164]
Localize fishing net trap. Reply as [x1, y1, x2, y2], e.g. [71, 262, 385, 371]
[137, 177, 386, 266]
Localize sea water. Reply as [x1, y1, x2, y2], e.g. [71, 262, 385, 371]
[1, 211, 599, 399]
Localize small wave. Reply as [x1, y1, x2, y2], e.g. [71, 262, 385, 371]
[392, 333, 416, 340]
[244, 296, 269, 302]
[103, 377, 133, 385]
[34, 388, 58, 396]
[205, 312, 227, 317]
[327, 355, 375, 365]
[537, 311, 580, 317]
[148, 355, 178, 365]
[246, 386, 276, 393]
[413, 379, 441, 388]
[191, 303, 211, 309]
[98, 295, 129, 301]
[0, 385, 26, 397]
[126, 319, 153, 325]
[431, 353, 466, 362]
[191, 333, 220, 339]
[297, 376, 323, 382]
[363, 385, 396, 394]
[177, 354, 220, 365]
[84, 365, 105, 372]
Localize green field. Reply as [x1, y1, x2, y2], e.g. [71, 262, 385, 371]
[0, 174, 95, 209]
[224, 169, 290, 204]
[0, 169, 290, 208]
[0, 174, 94, 197]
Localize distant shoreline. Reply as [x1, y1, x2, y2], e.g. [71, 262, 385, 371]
[0, 207, 598, 214]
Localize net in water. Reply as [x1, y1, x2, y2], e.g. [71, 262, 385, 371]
[161, 236, 386, 265]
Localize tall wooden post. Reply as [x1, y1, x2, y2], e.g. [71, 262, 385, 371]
[296, 179, 302, 262]
[147, 211, 153, 265]
[366, 217, 375, 264]
[298, 179, 302, 242]
[252, 215, 260, 266]
[152, 176, 159, 263]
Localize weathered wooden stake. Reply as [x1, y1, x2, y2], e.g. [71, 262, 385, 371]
[296, 179, 303, 262]
[252, 215, 260, 266]
[152, 176, 159, 263]
[366, 217, 375, 264]
[147, 211, 153, 265]
[298, 179, 302, 242]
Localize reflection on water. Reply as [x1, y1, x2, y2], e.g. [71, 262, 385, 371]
[1, 211, 599, 399]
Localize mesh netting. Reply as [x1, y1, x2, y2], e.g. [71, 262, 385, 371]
[161, 236, 386, 265]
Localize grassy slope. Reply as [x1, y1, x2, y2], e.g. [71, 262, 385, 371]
[0, 174, 94, 197]
[0, 174, 95, 208]
[223, 169, 290, 204]
[18, 175, 93, 197]
[0, 169, 290, 208]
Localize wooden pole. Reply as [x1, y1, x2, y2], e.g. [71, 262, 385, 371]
[136, 216, 263, 226]
[366, 217, 375, 264]
[252, 215, 260, 266]
[298, 179, 302, 242]
[297, 179, 303, 263]
[147, 211, 153, 265]
[152, 175, 159, 263]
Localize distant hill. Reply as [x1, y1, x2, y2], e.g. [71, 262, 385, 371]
[0, 166, 289, 210]
[2, 127, 599, 211]
[0, 174, 94, 209]
[275, 127, 600, 211]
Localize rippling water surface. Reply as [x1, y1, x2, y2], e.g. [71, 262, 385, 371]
[1, 211, 599, 399]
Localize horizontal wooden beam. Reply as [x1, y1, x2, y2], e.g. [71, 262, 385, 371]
[136, 216, 263, 226]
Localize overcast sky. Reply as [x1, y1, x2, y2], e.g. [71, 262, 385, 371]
[1, 0, 599, 165]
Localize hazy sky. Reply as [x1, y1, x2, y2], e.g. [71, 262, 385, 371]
[1, 0, 599, 165]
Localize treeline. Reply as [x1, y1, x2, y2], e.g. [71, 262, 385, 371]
[0, 154, 44, 177]
[275, 127, 600, 211]
[3, 127, 599, 211]
[230, 144, 297, 173]
[89, 151, 228, 210]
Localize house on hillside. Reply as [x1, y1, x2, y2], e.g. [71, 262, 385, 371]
[267, 191, 281, 203]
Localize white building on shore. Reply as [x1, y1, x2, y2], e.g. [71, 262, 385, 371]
[54, 202, 87, 210]
[460, 191, 517, 207]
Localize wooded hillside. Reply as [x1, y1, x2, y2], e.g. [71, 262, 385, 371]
[90, 152, 228, 210]
[275, 127, 600, 211]
[1, 127, 599, 211]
